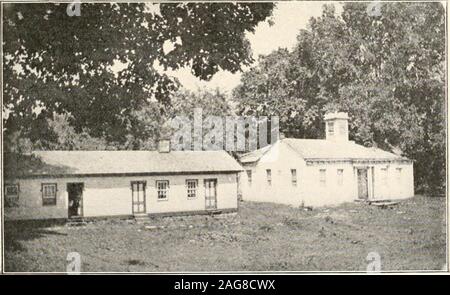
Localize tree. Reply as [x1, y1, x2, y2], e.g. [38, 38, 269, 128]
[338, 2, 445, 193]
[234, 5, 353, 139]
[169, 87, 234, 117]
[233, 2, 445, 193]
[3, 2, 274, 146]
[34, 88, 235, 151]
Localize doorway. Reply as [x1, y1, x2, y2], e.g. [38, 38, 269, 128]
[131, 181, 146, 214]
[357, 168, 369, 200]
[204, 179, 217, 210]
[67, 183, 84, 218]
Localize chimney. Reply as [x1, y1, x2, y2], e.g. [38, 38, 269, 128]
[157, 138, 171, 153]
[158, 120, 172, 153]
[324, 112, 349, 142]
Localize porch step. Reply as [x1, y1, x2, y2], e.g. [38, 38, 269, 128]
[67, 217, 87, 226]
[134, 214, 152, 223]
[368, 199, 401, 204]
[369, 201, 400, 208]
[355, 199, 403, 204]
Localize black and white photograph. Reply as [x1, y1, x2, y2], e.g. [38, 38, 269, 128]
[0, 0, 447, 275]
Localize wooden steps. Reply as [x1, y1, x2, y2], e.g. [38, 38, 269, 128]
[67, 217, 87, 226]
[208, 210, 223, 215]
[134, 213, 152, 223]
[355, 199, 402, 209]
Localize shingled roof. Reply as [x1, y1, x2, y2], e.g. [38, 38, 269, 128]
[5, 150, 243, 178]
[239, 138, 410, 163]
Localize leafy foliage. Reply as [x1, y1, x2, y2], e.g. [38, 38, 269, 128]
[169, 88, 234, 117]
[3, 2, 274, 144]
[5, 88, 235, 152]
[233, 3, 445, 193]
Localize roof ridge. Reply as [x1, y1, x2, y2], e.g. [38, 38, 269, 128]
[282, 138, 406, 160]
[8, 149, 244, 178]
[282, 139, 307, 159]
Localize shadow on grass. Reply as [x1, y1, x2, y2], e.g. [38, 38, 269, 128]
[4, 219, 68, 252]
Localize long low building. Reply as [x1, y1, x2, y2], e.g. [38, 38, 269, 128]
[3, 142, 243, 220]
[239, 112, 414, 207]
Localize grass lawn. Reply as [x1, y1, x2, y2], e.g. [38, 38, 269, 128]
[3, 195, 446, 272]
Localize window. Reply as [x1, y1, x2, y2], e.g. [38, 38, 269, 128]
[156, 180, 169, 200]
[266, 169, 272, 186]
[337, 169, 344, 186]
[328, 122, 334, 136]
[319, 169, 326, 187]
[186, 179, 198, 198]
[246, 170, 252, 186]
[41, 183, 57, 206]
[4, 184, 19, 207]
[291, 169, 297, 186]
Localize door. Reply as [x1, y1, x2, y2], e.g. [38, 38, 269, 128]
[357, 168, 369, 200]
[204, 179, 217, 210]
[131, 181, 146, 214]
[67, 183, 84, 218]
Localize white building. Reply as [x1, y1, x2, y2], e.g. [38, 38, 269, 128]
[239, 112, 414, 207]
[3, 142, 243, 221]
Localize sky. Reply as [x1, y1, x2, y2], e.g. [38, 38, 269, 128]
[165, 1, 335, 94]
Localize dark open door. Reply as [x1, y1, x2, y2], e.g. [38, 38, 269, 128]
[67, 183, 84, 218]
[131, 181, 146, 214]
[357, 168, 369, 200]
[204, 179, 217, 210]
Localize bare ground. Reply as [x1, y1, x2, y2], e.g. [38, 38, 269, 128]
[3, 195, 446, 272]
